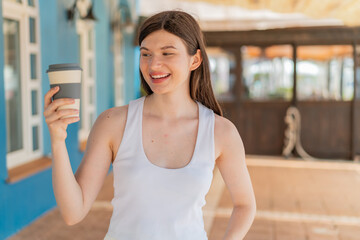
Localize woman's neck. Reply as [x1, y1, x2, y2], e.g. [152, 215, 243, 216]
[144, 92, 197, 120]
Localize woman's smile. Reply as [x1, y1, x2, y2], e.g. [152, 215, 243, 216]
[150, 72, 171, 84]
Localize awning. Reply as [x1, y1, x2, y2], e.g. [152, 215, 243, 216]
[139, 0, 347, 31]
[187, 0, 360, 26]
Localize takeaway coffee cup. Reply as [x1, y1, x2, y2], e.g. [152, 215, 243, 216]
[46, 63, 82, 119]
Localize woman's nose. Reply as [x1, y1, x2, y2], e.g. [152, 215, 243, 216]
[149, 55, 163, 69]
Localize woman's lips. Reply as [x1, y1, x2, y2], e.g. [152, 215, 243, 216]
[150, 74, 171, 84]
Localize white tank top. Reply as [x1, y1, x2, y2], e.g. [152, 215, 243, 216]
[105, 96, 215, 240]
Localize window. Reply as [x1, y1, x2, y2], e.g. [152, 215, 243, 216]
[3, 0, 43, 169]
[297, 45, 354, 101]
[77, 20, 96, 142]
[242, 45, 294, 100]
[208, 47, 236, 99]
[109, 1, 126, 107]
[113, 17, 125, 106]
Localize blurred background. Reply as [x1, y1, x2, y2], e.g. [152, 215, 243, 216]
[1, 0, 360, 239]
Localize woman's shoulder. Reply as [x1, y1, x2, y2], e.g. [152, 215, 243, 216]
[214, 114, 245, 161]
[214, 114, 241, 144]
[93, 105, 129, 134]
[95, 96, 144, 129]
[92, 105, 129, 153]
[196, 102, 239, 139]
[100, 104, 128, 120]
[214, 114, 236, 132]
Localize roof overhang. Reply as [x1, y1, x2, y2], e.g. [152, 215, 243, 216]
[139, 0, 345, 31]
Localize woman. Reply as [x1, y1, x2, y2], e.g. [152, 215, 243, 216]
[44, 10, 256, 240]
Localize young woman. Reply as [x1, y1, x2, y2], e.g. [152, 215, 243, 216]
[43, 10, 256, 240]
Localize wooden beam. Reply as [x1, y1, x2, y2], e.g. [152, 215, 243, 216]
[204, 26, 360, 47]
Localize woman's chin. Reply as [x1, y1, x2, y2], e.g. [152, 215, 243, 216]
[148, 84, 170, 95]
[150, 89, 169, 95]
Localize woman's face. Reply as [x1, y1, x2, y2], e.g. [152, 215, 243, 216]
[139, 30, 201, 95]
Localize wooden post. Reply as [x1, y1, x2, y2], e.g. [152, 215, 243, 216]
[351, 41, 357, 160]
[327, 61, 331, 94]
[292, 43, 297, 106]
[233, 47, 243, 102]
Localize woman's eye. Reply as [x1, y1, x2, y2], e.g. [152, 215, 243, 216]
[141, 53, 150, 57]
[163, 52, 174, 56]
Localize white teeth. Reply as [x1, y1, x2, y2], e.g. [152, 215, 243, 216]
[151, 74, 169, 79]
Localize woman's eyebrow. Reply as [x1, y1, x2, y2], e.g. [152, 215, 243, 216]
[161, 46, 177, 50]
[140, 46, 177, 51]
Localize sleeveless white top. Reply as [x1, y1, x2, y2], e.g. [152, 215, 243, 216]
[105, 96, 215, 240]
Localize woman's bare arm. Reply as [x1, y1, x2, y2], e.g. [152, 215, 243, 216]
[215, 115, 257, 240]
[71, 106, 127, 224]
[44, 87, 127, 225]
[52, 108, 124, 225]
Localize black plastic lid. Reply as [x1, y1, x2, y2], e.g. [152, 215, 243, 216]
[46, 63, 82, 73]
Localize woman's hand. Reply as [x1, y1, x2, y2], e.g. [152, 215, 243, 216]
[43, 86, 80, 143]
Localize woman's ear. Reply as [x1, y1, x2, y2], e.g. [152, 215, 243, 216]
[190, 49, 202, 71]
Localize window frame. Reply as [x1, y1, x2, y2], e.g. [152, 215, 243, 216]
[76, 19, 96, 142]
[3, 0, 43, 169]
[113, 18, 125, 107]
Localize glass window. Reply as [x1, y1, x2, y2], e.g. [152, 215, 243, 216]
[28, 0, 35, 6]
[88, 58, 93, 78]
[208, 47, 236, 99]
[342, 58, 354, 101]
[77, 24, 96, 141]
[297, 45, 353, 101]
[242, 45, 294, 100]
[29, 17, 36, 43]
[31, 90, 38, 115]
[3, 19, 23, 153]
[78, 34, 84, 130]
[88, 29, 93, 51]
[30, 53, 37, 79]
[79, 101, 83, 129]
[89, 113, 94, 129]
[32, 125, 39, 151]
[89, 85, 93, 104]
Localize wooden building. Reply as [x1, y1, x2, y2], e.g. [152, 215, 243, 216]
[204, 26, 360, 160]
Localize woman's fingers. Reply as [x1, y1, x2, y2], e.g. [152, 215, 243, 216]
[49, 116, 79, 126]
[43, 87, 79, 142]
[44, 98, 75, 117]
[44, 86, 59, 110]
[61, 116, 80, 125]
[43, 86, 75, 116]
[45, 109, 79, 124]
